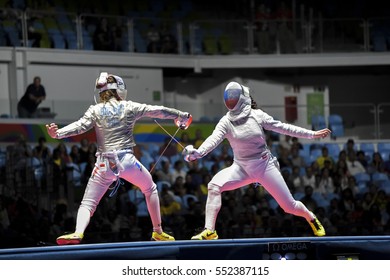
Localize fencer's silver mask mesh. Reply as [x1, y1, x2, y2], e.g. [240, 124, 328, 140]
[223, 81, 250, 111]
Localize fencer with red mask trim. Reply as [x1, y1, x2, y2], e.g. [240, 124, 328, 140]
[46, 72, 192, 245]
[183, 81, 331, 240]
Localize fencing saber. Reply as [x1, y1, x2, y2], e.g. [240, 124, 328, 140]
[153, 119, 186, 149]
[149, 122, 181, 173]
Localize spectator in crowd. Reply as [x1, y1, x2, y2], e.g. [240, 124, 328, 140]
[17, 76, 46, 118]
[302, 166, 317, 190]
[154, 160, 174, 183]
[171, 160, 187, 184]
[291, 165, 304, 193]
[69, 144, 81, 164]
[333, 161, 350, 192]
[78, 138, 90, 163]
[146, 23, 160, 53]
[291, 137, 303, 150]
[255, 3, 273, 54]
[27, 19, 42, 48]
[356, 150, 369, 169]
[193, 128, 205, 149]
[33, 136, 52, 163]
[345, 139, 357, 159]
[177, 131, 192, 153]
[290, 146, 305, 167]
[93, 18, 113, 51]
[160, 22, 177, 54]
[347, 151, 366, 176]
[367, 152, 385, 174]
[277, 146, 293, 169]
[279, 135, 292, 151]
[157, 137, 178, 161]
[316, 146, 334, 170]
[300, 186, 318, 212]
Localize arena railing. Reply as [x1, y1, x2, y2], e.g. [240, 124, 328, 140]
[2, 8, 390, 54]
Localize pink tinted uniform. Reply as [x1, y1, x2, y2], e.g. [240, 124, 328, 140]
[196, 94, 317, 230]
[56, 98, 188, 232]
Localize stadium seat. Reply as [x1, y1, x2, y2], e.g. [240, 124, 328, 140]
[156, 181, 171, 192]
[219, 35, 232, 54]
[311, 114, 327, 130]
[203, 35, 218, 54]
[360, 143, 376, 156]
[380, 180, 390, 194]
[372, 172, 389, 185]
[354, 172, 370, 185]
[182, 194, 198, 209]
[293, 192, 305, 200]
[325, 143, 341, 158]
[377, 142, 390, 153]
[328, 114, 344, 138]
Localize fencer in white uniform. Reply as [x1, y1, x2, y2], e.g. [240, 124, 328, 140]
[183, 81, 331, 240]
[46, 72, 192, 245]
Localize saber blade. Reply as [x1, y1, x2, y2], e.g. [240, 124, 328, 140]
[149, 125, 181, 173]
[154, 119, 185, 149]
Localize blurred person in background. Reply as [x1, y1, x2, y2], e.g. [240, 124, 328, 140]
[17, 76, 46, 118]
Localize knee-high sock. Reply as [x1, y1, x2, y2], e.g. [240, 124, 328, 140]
[144, 187, 162, 233]
[75, 206, 91, 234]
[281, 200, 315, 222]
[205, 186, 221, 231]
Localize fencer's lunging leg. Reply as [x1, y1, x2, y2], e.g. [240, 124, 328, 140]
[75, 167, 114, 234]
[142, 183, 163, 233]
[259, 162, 315, 222]
[121, 158, 163, 234]
[205, 183, 222, 231]
[75, 206, 91, 233]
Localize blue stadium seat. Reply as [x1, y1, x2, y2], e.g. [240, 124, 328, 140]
[372, 172, 389, 185]
[354, 172, 370, 185]
[377, 142, 390, 153]
[325, 143, 341, 158]
[360, 143, 376, 156]
[311, 115, 326, 130]
[328, 114, 344, 138]
[380, 180, 390, 194]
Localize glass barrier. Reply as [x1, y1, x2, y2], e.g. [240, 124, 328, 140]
[2, 8, 390, 54]
[25, 9, 78, 49]
[189, 19, 251, 55]
[311, 18, 366, 53]
[377, 103, 390, 139]
[79, 13, 129, 52]
[0, 8, 23, 47]
[253, 19, 302, 54]
[368, 18, 390, 52]
[131, 17, 182, 54]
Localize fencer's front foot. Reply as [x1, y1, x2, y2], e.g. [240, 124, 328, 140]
[56, 232, 84, 245]
[151, 231, 175, 241]
[191, 228, 218, 240]
[309, 217, 326, 237]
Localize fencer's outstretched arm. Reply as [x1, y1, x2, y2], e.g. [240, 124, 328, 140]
[256, 110, 331, 139]
[46, 123, 59, 139]
[47, 106, 95, 139]
[133, 102, 189, 120]
[183, 119, 228, 162]
[312, 128, 332, 139]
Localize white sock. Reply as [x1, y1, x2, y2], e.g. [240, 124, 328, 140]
[75, 206, 91, 234]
